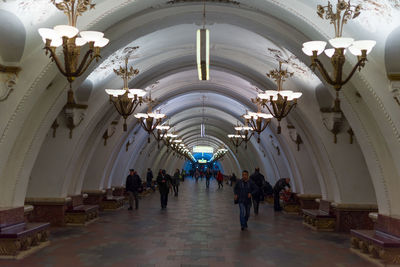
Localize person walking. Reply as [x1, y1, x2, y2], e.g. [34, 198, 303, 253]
[181, 169, 185, 182]
[230, 173, 237, 187]
[194, 169, 200, 182]
[125, 169, 142, 210]
[146, 168, 155, 191]
[250, 168, 265, 215]
[172, 169, 180, 196]
[157, 170, 172, 209]
[217, 171, 224, 189]
[205, 168, 212, 188]
[273, 178, 291, 211]
[234, 170, 258, 230]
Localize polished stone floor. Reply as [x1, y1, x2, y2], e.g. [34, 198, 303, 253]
[3, 178, 372, 267]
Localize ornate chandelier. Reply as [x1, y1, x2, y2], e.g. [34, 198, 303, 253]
[210, 148, 228, 162]
[256, 61, 302, 134]
[227, 133, 245, 153]
[38, 0, 109, 103]
[105, 57, 146, 131]
[154, 124, 170, 149]
[302, 0, 375, 111]
[243, 102, 273, 143]
[134, 94, 166, 143]
[234, 124, 253, 149]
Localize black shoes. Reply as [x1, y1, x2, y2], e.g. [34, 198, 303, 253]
[241, 227, 245, 231]
[128, 207, 133, 210]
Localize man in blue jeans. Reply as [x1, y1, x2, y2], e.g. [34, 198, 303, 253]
[234, 170, 258, 230]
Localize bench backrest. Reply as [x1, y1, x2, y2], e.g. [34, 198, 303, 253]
[70, 195, 83, 207]
[319, 200, 331, 214]
[376, 214, 400, 239]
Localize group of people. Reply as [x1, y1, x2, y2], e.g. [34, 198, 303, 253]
[126, 168, 185, 210]
[234, 168, 291, 230]
[126, 167, 292, 231]
[193, 168, 224, 189]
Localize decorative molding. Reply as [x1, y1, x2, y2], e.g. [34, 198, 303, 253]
[0, 65, 21, 102]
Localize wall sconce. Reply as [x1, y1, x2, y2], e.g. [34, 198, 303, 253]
[348, 128, 354, 144]
[126, 136, 135, 152]
[269, 135, 280, 156]
[51, 119, 59, 138]
[102, 122, 117, 146]
[287, 124, 303, 151]
[64, 101, 87, 139]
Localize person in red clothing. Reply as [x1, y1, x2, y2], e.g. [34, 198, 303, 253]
[217, 171, 224, 189]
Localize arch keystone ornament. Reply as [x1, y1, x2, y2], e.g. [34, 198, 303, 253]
[256, 61, 302, 134]
[0, 65, 20, 102]
[105, 56, 145, 131]
[38, 0, 109, 104]
[302, 0, 376, 112]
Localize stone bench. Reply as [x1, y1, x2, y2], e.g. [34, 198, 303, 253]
[303, 199, 336, 231]
[282, 192, 301, 214]
[0, 222, 50, 259]
[65, 195, 99, 225]
[350, 214, 400, 265]
[101, 196, 125, 210]
[65, 205, 99, 225]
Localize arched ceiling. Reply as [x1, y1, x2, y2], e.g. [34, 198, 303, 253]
[1, 0, 399, 217]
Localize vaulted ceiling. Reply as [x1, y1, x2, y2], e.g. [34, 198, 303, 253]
[1, 0, 400, 217]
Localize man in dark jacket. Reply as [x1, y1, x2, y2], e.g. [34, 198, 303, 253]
[146, 168, 155, 191]
[273, 178, 291, 211]
[234, 170, 258, 230]
[157, 170, 172, 209]
[250, 168, 265, 214]
[126, 169, 142, 210]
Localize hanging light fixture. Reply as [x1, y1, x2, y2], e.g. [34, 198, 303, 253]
[256, 61, 302, 134]
[134, 93, 166, 143]
[197, 2, 210, 81]
[243, 101, 273, 143]
[38, 0, 109, 104]
[163, 131, 178, 152]
[154, 124, 170, 149]
[105, 57, 146, 131]
[170, 139, 183, 156]
[234, 123, 253, 149]
[302, 0, 375, 111]
[210, 148, 228, 162]
[227, 133, 245, 153]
